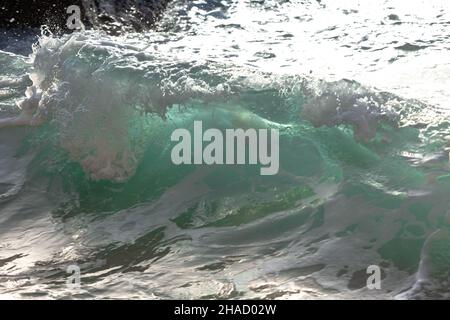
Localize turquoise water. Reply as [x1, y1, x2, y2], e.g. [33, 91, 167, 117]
[0, 0, 450, 299]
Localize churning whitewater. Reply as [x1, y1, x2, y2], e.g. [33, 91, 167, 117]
[0, 0, 450, 299]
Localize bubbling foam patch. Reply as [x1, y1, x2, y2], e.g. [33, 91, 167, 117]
[300, 79, 399, 142]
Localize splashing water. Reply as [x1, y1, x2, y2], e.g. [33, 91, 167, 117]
[0, 0, 450, 299]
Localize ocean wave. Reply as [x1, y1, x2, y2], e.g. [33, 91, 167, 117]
[1, 0, 450, 299]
